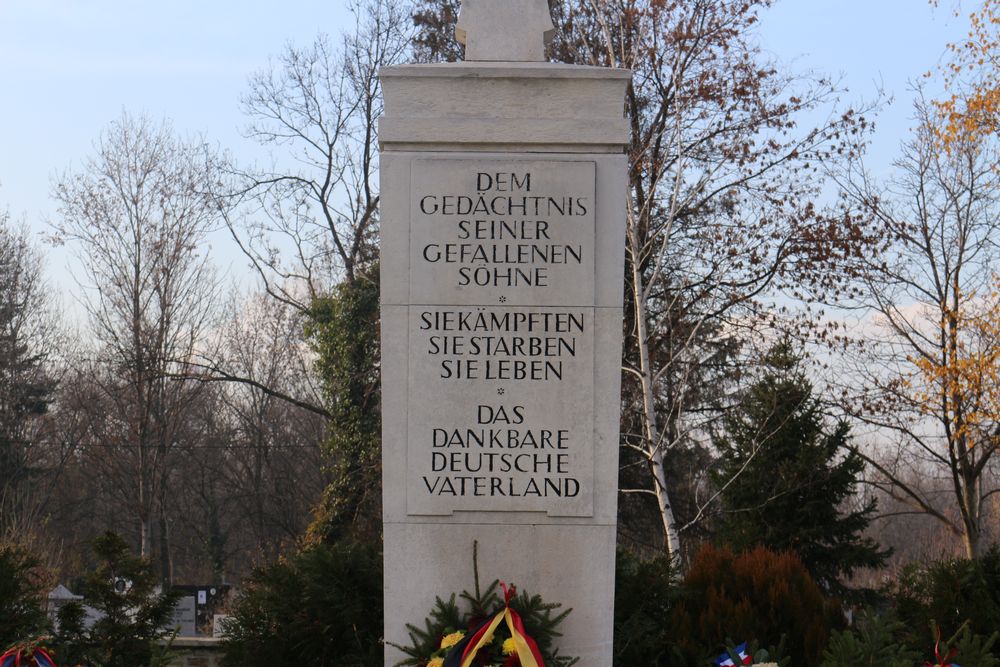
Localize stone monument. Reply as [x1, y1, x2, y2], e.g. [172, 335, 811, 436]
[379, 1, 629, 663]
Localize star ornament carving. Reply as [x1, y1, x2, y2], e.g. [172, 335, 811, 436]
[456, 0, 556, 62]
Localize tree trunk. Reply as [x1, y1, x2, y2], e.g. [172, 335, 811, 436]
[629, 223, 681, 560]
[650, 451, 682, 558]
[140, 517, 151, 559]
[961, 472, 982, 559]
[139, 472, 152, 558]
[159, 510, 172, 587]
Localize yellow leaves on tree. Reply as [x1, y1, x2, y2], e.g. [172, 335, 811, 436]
[935, 0, 1000, 147]
[909, 277, 1000, 448]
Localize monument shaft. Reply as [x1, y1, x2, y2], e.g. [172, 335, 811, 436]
[379, 47, 629, 664]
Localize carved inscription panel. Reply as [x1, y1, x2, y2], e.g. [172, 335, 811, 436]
[405, 160, 597, 516]
[409, 159, 595, 307]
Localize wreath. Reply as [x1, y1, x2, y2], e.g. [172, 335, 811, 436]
[392, 542, 579, 667]
[1, 641, 57, 667]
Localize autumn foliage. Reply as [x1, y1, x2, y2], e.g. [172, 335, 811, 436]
[908, 277, 1000, 448]
[935, 0, 1000, 146]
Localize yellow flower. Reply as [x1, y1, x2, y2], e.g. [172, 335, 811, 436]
[427, 659, 444, 667]
[502, 637, 517, 656]
[440, 631, 465, 650]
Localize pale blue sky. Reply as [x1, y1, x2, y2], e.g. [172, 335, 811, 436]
[0, 0, 354, 298]
[0, 0, 966, 297]
[758, 0, 963, 174]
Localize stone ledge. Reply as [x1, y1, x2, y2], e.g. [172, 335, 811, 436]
[160, 637, 224, 667]
[166, 637, 222, 647]
[380, 62, 630, 149]
[379, 118, 629, 151]
[381, 61, 632, 80]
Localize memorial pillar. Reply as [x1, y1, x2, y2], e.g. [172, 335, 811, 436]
[379, 3, 630, 663]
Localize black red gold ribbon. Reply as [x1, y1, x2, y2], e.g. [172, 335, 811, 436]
[442, 583, 545, 667]
[925, 627, 960, 667]
[0, 647, 57, 667]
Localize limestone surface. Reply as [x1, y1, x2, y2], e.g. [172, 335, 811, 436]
[379, 12, 630, 666]
[456, 0, 555, 61]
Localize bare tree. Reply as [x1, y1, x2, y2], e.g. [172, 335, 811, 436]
[132, 292, 328, 581]
[226, 0, 411, 305]
[180, 0, 412, 541]
[558, 0, 877, 558]
[0, 212, 61, 546]
[217, 294, 326, 554]
[833, 97, 1000, 558]
[51, 113, 221, 580]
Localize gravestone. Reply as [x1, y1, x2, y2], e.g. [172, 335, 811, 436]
[47, 585, 83, 629]
[379, 1, 629, 664]
[171, 583, 231, 635]
[169, 596, 197, 637]
[212, 614, 231, 639]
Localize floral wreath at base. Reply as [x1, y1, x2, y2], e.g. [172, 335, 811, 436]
[391, 542, 579, 667]
[1, 640, 57, 667]
[927, 625, 962, 667]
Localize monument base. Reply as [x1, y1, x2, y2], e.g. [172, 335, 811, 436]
[383, 521, 616, 665]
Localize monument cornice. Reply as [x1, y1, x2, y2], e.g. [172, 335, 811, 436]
[380, 61, 632, 79]
[379, 62, 631, 151]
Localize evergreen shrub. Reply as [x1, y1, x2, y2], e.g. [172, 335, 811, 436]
[711, 341, 887, 600]
[221, 540, 383, 667]
[937, 624, 999, 667]
[613, 549, 680, 666]
[819, 609, 918, 667]
[891, 546, 1000, 655]
[0, 544, 49, 650]
[51, 532, 181, 667]
[669, 544, 837, 665]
